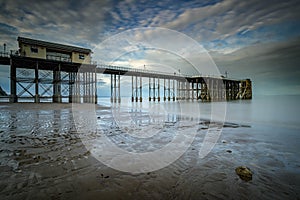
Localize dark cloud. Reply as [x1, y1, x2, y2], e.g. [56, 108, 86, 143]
[211, 37, 300, 95]
[0, 0, 113, 48]
[0, 23, 18, 49]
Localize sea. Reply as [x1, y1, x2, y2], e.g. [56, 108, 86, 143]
[0, 95, 299, 199]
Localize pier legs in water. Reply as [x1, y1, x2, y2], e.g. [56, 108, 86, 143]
[149, 78, 176, 102]
[8, 57, 251, 103]
[131, 75, 142, 102]
[111, 74, 121, 103]
[72, 70, 97, 104]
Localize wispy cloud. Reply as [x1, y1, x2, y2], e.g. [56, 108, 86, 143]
[1, 0, 299, 50]
[0, 0, 300, 95]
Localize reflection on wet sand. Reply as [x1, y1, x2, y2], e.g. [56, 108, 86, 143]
[0, 103, 299, 199]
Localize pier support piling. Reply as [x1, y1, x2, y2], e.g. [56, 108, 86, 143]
[132, 76, 142, 102]
[34, 62, 39, 103]
[111, 74, 121, 103]
[53, 64, 61, 103]
[10, 60, 17, 103]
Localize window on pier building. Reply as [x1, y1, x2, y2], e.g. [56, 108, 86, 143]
[46, 51, 71, 62]
[30, 46, 38, 53]
[79, 54, 85, 60]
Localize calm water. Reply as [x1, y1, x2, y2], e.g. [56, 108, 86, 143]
[98, 95, 300, 128]
[101, 94, 300, 140]
[97, 94, 300, 158]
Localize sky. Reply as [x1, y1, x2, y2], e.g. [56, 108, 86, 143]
[0, 0, 300, 96]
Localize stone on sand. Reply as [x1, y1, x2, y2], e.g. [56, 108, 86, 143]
[235, 166, 252, 181]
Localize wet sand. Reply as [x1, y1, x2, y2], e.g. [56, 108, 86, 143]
[0, 103, 299, 199]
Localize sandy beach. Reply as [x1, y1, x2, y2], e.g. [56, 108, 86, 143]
[0, 102, 299, 199]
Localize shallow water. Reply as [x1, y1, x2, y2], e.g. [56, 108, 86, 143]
[0, 95, 299, 199]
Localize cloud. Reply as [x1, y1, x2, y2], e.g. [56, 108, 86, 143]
[0, 0, 300, 96]
[211, 37, 300, 95]
[93, 27, 220, 77]
[1, 0, 299, 51]
[0, 0, 113, 49]
[101, 0, 300, 56]
[163, 0, 300, 42]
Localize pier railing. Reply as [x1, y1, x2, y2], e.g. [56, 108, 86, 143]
[97, 64, 196, 78]
[0, 52, 10, 58]
[0, 50, 234, 80]
[96, 64, 229, 79]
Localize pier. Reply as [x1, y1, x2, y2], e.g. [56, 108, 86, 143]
[0, 37, 252, 103]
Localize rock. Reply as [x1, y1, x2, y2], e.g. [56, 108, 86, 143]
[100, 174, 109, 179]
[235, 166, 252, 181]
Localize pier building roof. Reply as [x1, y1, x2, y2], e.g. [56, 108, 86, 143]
[17, 37, 91, 54]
